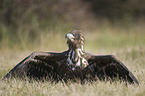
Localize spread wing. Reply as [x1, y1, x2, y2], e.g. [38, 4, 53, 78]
[3, 51, 67, 81]
[87, 55, 139, 84]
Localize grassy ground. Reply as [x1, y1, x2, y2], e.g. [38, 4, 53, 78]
[0, 24, 145, 96]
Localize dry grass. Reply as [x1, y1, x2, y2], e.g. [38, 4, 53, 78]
[0, 25, 145, 96]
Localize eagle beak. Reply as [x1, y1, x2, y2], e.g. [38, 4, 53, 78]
[65, 33, 75, 40]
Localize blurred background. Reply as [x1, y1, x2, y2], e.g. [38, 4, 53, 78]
[1, 0, 145, 86]
[0, 0, 145, 51]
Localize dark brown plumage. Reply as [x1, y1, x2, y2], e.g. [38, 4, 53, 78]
[3, 30, 139, 84]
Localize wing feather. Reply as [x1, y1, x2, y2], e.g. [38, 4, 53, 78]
[88, 55, 139, 84]
[3, 51, 67, 80]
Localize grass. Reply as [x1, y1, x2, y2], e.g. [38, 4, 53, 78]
[0, 23, 145, 96]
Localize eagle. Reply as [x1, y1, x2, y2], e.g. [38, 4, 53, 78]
[3, 30, 139, 84]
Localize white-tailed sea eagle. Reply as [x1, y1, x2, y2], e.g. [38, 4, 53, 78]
[3, 30, 139, 84]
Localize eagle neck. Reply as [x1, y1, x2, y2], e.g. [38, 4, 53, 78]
[67, 46, 88, 70]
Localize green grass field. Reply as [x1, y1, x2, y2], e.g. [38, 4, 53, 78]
[0, 24, 145, 96]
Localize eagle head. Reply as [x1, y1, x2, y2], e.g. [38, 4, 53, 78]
[65, 30, 85, 50]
